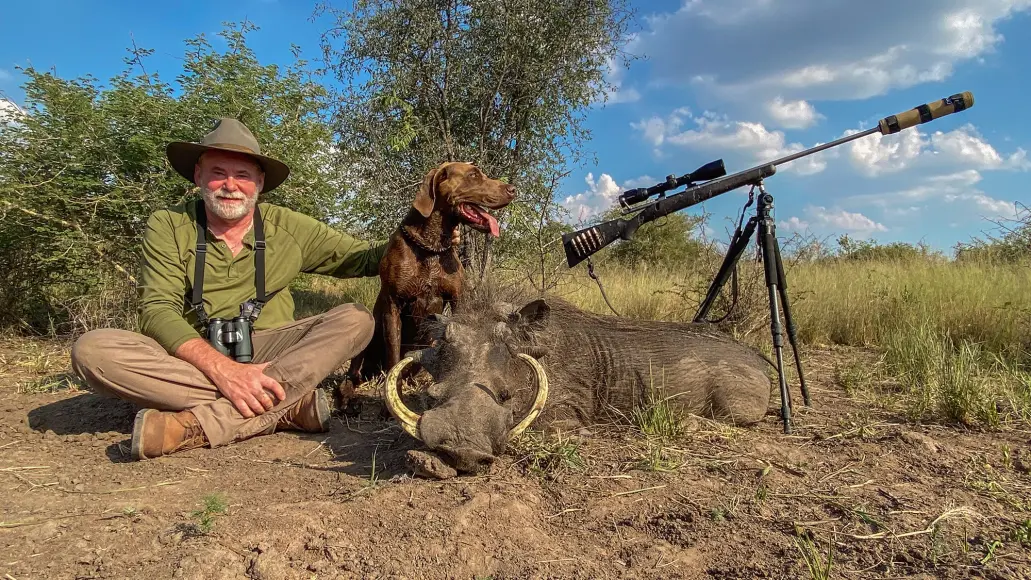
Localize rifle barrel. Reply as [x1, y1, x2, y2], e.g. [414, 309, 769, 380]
[767, 127, 879, 167]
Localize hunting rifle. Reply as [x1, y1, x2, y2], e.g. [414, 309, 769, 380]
[561, 91, 976, 433]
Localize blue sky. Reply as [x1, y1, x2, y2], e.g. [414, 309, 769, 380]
[2, 0, 1028, 253]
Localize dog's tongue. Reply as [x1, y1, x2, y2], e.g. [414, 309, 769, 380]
[471, 206, 500, 237]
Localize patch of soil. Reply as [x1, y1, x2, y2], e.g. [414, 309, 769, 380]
[1, 340, 1030, 579]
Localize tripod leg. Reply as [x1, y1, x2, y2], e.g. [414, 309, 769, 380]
[694, 219, 757, 323]
[772, 237, 811, 407]
[758, 221, 793, 434]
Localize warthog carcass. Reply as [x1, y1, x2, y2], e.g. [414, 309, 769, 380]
[383, 296, 774, 475]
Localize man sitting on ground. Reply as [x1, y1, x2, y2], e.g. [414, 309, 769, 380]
[72, 118, 386, 460]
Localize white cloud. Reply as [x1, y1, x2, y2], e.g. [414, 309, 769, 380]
[621, 174, 658, 190]
[766, 97, 824, 129]
[562, 172, 649, 221]
[848, 128, 928, 176]
[634, 0, 1031, 104]
[631, 107, 689, 147]
[850, 169, 983, 206]
[781, 206, 887, 237]
[847, 169, 1018, 220]
[632, 108, 830, 175]
[600, 55, 641, 105]
[812, 206, 888, 233]
[848, 124, 1031, 176]
[779, 216, 810, 231]
[944, 193, 1018, 216]
[884, 206, 924, 218]
[0, 69, 11, 81]
[0, 98, 24, 123]
[930, 125, 1031, 169]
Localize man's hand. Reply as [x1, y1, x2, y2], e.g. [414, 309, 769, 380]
[209, 361, 287, 418]
[452, 227, 461, 247]
[175, 338, 287, 418]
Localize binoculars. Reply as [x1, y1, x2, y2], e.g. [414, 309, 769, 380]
[205, 315, 254, 363]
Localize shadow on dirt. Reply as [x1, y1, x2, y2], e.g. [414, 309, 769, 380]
[313, 392, 426, 480]
[27, 391, 137, 435]
[104, 440, 137, 463]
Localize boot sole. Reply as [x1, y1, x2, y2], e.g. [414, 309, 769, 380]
[130, 408, 155, 461]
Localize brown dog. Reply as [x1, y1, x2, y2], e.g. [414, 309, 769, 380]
[341, 161, 515, 405]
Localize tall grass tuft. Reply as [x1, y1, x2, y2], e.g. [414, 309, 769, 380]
[882, 321, 1007, 427]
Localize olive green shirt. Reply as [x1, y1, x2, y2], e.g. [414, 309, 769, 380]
[139, 200, 386, 354]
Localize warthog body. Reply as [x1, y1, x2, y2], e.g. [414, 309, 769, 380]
[389, 296, 773, 474]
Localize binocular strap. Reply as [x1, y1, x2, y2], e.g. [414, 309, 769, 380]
[190, 199, 268, 327]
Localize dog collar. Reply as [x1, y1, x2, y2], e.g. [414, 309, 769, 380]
[401, 224, 453, 254]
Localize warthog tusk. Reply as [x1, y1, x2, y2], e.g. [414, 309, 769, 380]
[507, 353, 550, 439]
[383, 351, 548, 442]
[383, 354, 423, 440]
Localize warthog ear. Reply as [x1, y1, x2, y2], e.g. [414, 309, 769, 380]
[508, 299, 550, 337]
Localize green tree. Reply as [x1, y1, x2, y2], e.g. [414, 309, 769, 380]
[0, 22, 343, 333]
[597, 208, 709, 270]
[315, 0, 635, 279]
[835, 234, 942, 263]
[954, 204, 1031, 264]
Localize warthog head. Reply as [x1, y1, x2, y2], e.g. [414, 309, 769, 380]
[382, 299, 552, 474]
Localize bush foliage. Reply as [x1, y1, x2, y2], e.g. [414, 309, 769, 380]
[0, 23, 345, 333]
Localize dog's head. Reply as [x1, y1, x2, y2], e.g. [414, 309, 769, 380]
[413, 162, 516, 237]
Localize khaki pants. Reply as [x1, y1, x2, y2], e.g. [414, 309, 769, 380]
[71, 303, 374, 447]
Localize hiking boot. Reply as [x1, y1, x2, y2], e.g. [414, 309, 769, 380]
[277, 389, 331, 433]
[131, 409, 209, 460]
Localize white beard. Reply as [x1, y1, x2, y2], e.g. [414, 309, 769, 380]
[201, 186, 257, 221]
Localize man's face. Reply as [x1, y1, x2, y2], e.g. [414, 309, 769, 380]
[194, 150, 266, 222]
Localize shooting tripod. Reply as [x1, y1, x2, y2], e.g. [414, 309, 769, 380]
[694, 181, 810, 433]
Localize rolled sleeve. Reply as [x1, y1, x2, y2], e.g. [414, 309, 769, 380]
[138, 210, 202, 354]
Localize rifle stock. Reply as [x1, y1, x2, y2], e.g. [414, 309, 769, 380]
[562, 164, 776, 267]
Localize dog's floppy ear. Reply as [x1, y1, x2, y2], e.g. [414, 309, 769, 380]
[414, 164, 448, 218]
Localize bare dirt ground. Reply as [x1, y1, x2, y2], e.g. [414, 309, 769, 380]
[2, 337, 1030, 579]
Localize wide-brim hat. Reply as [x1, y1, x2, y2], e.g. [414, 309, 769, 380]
[166, 118, 290, 193]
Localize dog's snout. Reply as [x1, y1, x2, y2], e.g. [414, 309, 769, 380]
[504, 184, 516, 198]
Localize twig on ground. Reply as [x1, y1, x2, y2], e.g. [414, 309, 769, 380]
[1, 512, 106, 528]
[548, 508, 584, 518]
[611, 484, 667, 497]
[305, 437, 331, 458]
[817, 461, 859, 484]
[11, 472, 57, 490]
[56, 480, 182, 495]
